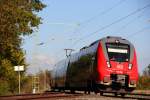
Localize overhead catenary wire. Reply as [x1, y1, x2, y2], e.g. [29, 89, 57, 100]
[80, 0, 127, 25]
[114, 8, 149, 35]
[126, 26, 150, 38]
[70, 0, 127, 37]
[71, 3, 150, 48]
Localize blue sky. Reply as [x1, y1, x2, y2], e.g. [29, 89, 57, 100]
[23, 0, 150, 74]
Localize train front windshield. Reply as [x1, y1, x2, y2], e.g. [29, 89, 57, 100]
[106, 43, 129, 62]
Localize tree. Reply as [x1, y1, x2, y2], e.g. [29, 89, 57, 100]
[143, 64, 150, 76]
[37, 70, 52, 92]
[0, 0, 46, 95]
[137, 64, 150, 90]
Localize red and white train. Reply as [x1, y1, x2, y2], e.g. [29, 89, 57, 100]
[51, 36, 138, 96]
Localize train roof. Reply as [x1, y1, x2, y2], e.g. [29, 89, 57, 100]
[101, 36, 132, 45]
[80, 36, 132, 50]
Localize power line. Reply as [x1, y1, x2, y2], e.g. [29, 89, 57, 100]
[71, 3, 150, 48]
[80, 0, 126, 25]
[127, 26, 150, 38]
[70, 0, 126, 37]
[114, 8, 149, 35]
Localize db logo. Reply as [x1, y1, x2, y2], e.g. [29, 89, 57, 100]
[117, 65, 123, 69]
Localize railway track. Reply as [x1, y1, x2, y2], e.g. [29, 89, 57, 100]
[0, 92, 83, 100]
[98, 90, 150, 100]
[0, 90, 150, 100]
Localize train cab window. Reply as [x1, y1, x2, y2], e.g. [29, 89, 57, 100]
[89, 40, 99, 47]
[106, 43, 129, 62]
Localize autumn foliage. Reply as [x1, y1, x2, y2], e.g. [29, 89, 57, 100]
[0, 0, 45, 95]
[137, 64, 150, 90]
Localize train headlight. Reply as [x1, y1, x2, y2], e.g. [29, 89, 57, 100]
[130, 80, 136, 85]
[106, 61, 111, 68]
[103, 76, 110, 83]
[128, 63, 132, 70]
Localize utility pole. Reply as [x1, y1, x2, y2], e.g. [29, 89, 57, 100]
[64, 49, 74, 58]
[64, 49, 74, 68]
[44, 70, 47, 91]
[64, 49, 74, 86]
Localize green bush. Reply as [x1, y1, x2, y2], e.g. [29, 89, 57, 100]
[0, 80, 10, 96]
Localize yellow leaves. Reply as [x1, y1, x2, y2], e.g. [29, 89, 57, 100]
[11, 50, 25, 65]
[0, 0, 45, 35]
[0, 59, 14, 79]
[137, 76, 150, 90]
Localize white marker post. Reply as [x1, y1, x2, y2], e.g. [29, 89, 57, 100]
[14, 66, 24, 94]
